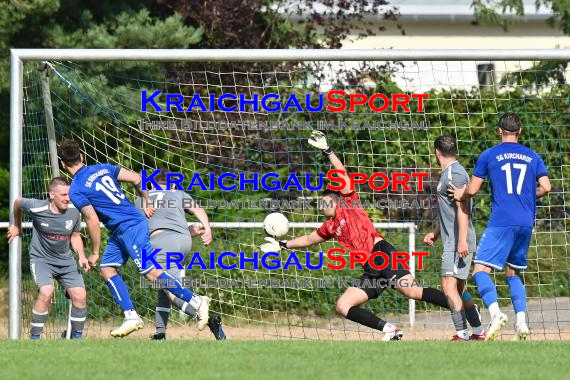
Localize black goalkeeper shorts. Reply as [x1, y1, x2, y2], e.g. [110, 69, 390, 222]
[353, 239, 411, 300]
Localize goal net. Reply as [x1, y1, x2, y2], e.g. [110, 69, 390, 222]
[12, 51, 570, 340]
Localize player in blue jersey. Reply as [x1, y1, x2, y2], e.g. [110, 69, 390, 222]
[58, 139, 210, 337]
[450, 112, 551, 341]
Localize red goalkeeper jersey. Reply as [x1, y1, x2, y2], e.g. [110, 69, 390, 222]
[316, 191, 384, 261]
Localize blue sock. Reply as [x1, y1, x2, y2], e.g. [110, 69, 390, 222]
[473, 272, 498, 308]
[506, 275, 526, 313]
[461, 291, 473, 303]
[105, 274, 134, 311]
[159, 272, 193, 302]
[31, 335, 40, 340]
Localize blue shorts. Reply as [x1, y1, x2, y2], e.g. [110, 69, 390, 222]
[474, 226, 533, 270]
[100, 222, 155, 275]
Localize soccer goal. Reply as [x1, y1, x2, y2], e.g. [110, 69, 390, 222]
[8, 49, 570, 341]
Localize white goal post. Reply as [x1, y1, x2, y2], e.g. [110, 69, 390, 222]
[9, 48, 570, 340]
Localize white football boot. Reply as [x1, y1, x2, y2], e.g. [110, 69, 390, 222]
[485, 312, 508, 341]
[513, 324, 530, 341]
[196, 296, 211, 331]
[383, 328, 404, 341]
[111, 317, 144, 338]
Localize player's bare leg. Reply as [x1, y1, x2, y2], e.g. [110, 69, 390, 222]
[336, 287, 403, 341]
[31, 285, 54, 339]
[335, 287, 368, 316]
[146, 268, 210, 330]
[472, 264, 508, 341]
[441, 276, 470, 340]
[505, 266, 529, 341]
[100, 266, 144, 337]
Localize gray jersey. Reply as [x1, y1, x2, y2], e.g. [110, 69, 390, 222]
[437, 162, 477, 253]
[20, 198, 81, 266]
[136, 190, 192, 236]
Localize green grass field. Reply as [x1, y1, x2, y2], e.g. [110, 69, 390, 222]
[0, 340, 568, 380]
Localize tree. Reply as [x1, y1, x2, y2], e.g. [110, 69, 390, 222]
[152, 0, 401, 49]
[0, 0, 400, 275]
[472, 0, 570, 34]
[471, 0, 570, 88]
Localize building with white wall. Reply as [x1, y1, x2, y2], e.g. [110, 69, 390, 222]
[288, 0, 570, 90]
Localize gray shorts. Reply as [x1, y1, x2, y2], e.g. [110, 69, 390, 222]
[151, 230, 193, 279]
[441, 250, 473, 280]
[30, 260, 85, 290]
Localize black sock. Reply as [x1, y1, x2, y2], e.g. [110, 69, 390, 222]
[421, 287, 449, 309]
[346, 306, 386, 331]
[465, 303, 483, 328]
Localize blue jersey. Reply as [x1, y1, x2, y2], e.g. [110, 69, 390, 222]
[69, 164, 146, 234]
[473, 142, 548, 227]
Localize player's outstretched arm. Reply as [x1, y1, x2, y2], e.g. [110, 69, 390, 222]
[7, 198, 22, 244]
[81, 205, 101, 267]
[117, 167, 155, 217]
[537, 175, 552, 199]
[308, 131, 352, 194]
[185, 204, 213, 246]
[71, 231, 90, 272]
[260, 231, 325, 253]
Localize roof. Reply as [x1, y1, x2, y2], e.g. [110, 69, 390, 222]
[393, 0, 552, 21]
[283, 0, 554, 22]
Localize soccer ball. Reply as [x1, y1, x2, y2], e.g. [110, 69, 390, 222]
[263, 212, 289, 238]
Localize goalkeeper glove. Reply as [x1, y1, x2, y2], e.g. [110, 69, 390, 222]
[260, 237, 288, 253]
[308, 131, 333, 155]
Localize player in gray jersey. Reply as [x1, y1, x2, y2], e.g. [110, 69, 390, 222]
[424, 136, 485, 341]
[136, 170, 225, 340]
[8, 177, 90, 340]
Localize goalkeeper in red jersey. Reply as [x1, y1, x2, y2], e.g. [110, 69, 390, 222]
[261, 131, 449, 340]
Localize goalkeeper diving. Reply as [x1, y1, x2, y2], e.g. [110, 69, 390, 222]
[261, 131, 450, 340]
